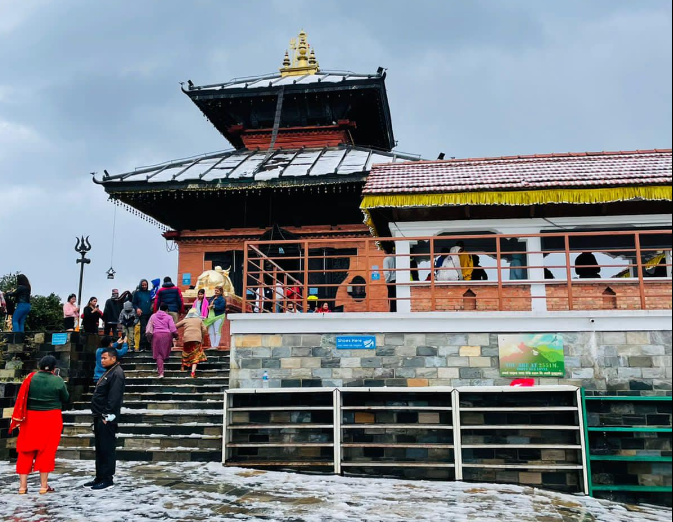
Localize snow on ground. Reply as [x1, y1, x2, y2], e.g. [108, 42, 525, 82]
[0, 459, 670, 522]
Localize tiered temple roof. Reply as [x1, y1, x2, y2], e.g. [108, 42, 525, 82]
[94, 31, 421, 231]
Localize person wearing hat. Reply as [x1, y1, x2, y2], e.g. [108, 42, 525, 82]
[118, 301, 139, 352]
[102, 289, 124, 336]
[306, 294, 318, 313]
[153, 276, 184, 324]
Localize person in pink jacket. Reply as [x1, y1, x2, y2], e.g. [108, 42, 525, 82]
[191, 288, 209, 318]
[145, 303, 177, 378]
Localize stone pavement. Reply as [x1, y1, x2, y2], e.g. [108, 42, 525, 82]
[0, 460, 670, 522]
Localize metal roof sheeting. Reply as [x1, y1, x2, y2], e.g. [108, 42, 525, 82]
[98, 146, 420, 186]
[189, 71, 380, 92]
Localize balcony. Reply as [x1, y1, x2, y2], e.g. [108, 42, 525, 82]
[241, 230, 672, 314]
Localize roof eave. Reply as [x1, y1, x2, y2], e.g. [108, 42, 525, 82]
[102, 175, 368, 194]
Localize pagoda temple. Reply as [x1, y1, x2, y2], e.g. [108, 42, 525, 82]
[94, 30, 420, 300]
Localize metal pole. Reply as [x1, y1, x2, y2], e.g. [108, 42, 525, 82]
[564, 234, 574, 310]
[634, 232, 647, 310]
[74, 236, 92, 330]
[77, 260, 85, 310]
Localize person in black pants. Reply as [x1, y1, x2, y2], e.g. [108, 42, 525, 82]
[85, 347, 125, 490]
[102, 289, 123, 336]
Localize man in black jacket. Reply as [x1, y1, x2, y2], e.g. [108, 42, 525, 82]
[102, 289, 123, 336]
[85, 347, 125, 490]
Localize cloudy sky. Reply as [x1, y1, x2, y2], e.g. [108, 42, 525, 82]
[0, 0, 671, 304]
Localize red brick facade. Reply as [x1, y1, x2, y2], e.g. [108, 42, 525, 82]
[409, 281, 671, 312]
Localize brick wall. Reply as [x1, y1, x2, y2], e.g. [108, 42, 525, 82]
[230, 330, 672, 391]
[409, 282, 671, 312]
[411, 285, 532, 312]
[546, 282, 672, 311]
[0, 331, 97, 458]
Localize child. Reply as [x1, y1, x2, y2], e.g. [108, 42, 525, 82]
[118, 301, 139, 352]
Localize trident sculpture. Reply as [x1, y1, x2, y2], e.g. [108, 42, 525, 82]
[75, 236, 92, 327]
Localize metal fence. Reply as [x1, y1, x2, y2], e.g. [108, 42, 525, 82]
[242, 229, 672, 313]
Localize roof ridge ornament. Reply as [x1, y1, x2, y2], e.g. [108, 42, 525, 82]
[280, 30, 319, 77]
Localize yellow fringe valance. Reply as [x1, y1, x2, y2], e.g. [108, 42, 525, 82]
[360, 185, 672, 210]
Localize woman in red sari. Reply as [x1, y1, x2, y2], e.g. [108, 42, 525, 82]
[11, 355, 69, 494]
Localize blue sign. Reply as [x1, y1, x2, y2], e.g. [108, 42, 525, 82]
[51, 333, 68, 346]
[336, 335, 376, 350]
[182, 273, 192, 286]
[371, 265, 381, 281]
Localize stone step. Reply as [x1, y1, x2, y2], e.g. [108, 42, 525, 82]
[56, 447, 221, 462]
[121, 362, 230, 371]
[123, 369, 230, 378]
[60, 434, 222, 450]
[63, 422, 222, 437]
[70, 400, 224, 411]
[122, 354, 229, 362]
[63, 410, 222, 425]
[81, 392, 224, 402]
[119, 376, 229, 385]
[123, 383, 226, 393]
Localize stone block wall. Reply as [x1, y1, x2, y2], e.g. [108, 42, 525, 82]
[0, 331, 97, 458]
[230, 330, 672, 391]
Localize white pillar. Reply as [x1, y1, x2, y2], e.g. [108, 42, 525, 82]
[396, 240, 411, 313]
[526, 236, 548, 312]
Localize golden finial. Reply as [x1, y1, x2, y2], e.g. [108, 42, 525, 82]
[309, 48, 318, 68]
[280, 30, 320, 77]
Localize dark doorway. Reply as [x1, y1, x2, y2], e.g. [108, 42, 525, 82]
[205, 251, 244, 296]
[307, 248, 356, 305]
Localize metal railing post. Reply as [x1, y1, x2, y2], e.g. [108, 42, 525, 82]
[303, 241, 309, 313]
[564, 234, 574, 310]
[452, 389, 463, 480]
[242, 243, 249, 313]
[634, 232, 647, 310]
[333, 389, 342, 475]
[495, 237, 504, 311]
[430, 238, 436, 312]
[365, 239, 371, 312]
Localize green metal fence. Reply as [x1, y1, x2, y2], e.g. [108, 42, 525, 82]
[581, 391, 672, 495]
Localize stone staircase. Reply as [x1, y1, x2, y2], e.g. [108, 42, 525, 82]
[57, 350, 229, 462]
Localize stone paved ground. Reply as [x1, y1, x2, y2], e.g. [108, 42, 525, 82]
[0, 460, 670, 522]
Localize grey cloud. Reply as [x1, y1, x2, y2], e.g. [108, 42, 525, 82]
[0, 0, 670, 305]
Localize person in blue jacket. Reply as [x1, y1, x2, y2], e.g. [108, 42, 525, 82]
[149, 278, 161, 301]
[94, 335, 128, 381]
[132, 279, 153, 352]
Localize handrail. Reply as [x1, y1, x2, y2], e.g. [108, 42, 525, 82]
[241, 229, 672, 313]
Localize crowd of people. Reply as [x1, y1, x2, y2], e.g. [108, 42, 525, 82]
[73, 276, 223, 379]
[1, 274, 32, 332]
[11, 348, 124, 493]
[7, 275, 225, 494]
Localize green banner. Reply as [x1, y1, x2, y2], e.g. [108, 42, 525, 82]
[498, 334, 565, 377]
